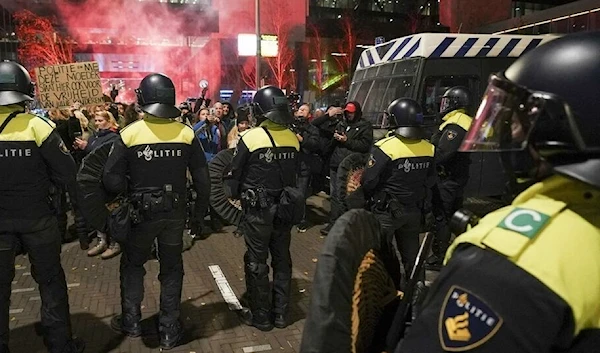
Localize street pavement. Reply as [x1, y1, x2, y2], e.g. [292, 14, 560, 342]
[7, 192, 498, 352]
[7, 194, 333, 353]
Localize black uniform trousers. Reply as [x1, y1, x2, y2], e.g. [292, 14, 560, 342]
[120, 218, 184, 328]
[398, 245, 577, 352]
[241, 204, 292, 316]
[372, 207, 422, 281]
[0, 216, 72, 352]
[432, 177, 467, 258]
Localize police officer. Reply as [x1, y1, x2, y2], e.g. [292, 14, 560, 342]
[425, 86, 473, 270]
[225, 86, 300, 331]
[0, 62, 84, 353]
[104, 73, 210, 350]
[398, 31, 600, 352]
[361, 98, 436, 278]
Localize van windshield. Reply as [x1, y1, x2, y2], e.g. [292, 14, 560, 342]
[348, 58, 419, 126]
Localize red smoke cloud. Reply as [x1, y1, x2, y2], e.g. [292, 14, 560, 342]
[50, 0, 307, 104]
[53, 0, 221, 103]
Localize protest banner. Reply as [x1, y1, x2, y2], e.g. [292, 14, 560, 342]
[35, 61, 104, 109]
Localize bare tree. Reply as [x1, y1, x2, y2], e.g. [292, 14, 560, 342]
[14, 10, 73, 73]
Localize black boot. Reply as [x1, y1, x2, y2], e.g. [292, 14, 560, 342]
[159, 321, 183, 350]
[252, 310, 274, 332]
[61, 338, 85, 353]
[243, 260, 273, 331]
[111, 314, 142, 338]
[273, 313, 287, 329]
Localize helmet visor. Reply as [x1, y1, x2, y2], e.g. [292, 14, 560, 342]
[379, 112, 392, 129]
[459, 74, 559, 152]
[439, 96, 452, 114]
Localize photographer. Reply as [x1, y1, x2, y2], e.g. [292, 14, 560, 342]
[177, 102, 195, 126]
[321, 101, 372, 235]
[292, 104, 321, 232]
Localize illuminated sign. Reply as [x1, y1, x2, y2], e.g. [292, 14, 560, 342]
[237, 34, 278, 57]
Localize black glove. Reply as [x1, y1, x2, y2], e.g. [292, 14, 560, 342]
[190, 220, 209, 240]
[421, 211, 435, 232]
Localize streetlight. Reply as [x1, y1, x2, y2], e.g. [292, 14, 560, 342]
[255, 0, 261, 90]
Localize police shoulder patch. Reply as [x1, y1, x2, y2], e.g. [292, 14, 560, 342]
[367, 154, 376, 168]
[446, 129, 458, 141]
[439, 286, 503, 352]
[497, 207, 551, 239]
[58, 140, 70, 155]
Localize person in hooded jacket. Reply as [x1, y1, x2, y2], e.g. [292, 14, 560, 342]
[321, 101, 373, 235]
[221, 102, 236, 135]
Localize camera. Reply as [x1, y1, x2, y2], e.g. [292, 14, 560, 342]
[287, 92, 301, 111]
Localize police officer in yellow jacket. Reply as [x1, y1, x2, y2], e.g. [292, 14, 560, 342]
[362, 98, 436, 278]
[225, 86, 300, 332]
[426, 86, 474, 270]
[103, 73, 210, 350]
[398, 31, 600, 352]
[0, 62, 84, 353]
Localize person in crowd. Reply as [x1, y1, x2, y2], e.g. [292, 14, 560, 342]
[321, 101, 373, 235]
[193, 108, 221, 162]
[292, 103, 321, 232]
[399, 31, 600, 353]
[103, 73, 210, 350]
[74, 110, 121, 259]
[362, 98, 436, 279]
[225, 86, 300, 332]
[425, 86, 474, 271]
[222, 101, 236, 133]
[227, 106, 251, 149]
[0, 61, 84, 353]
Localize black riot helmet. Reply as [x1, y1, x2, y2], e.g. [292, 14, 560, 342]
[460, 31, 600, 189]
[252, 85, 293, 125]
[135, 73, 180, 118]
[439, 86, 471, 116]
[0, 61, 35, 106]
[383, 98, 425, 139]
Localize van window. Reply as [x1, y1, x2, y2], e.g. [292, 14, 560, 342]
[351, 81, 371, 106]
[360, 77, 414, 123]
[421, 76, 480, 117]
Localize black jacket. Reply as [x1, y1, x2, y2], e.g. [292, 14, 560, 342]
[103, 115, 210, 221]
[362, 135, 436, 208]
[225, 120, 300, 198]
[329, 118, 373, 169]
[0, 106, 78, 219]
[84, 128, 119, 154]
[292, 118, 321, 177]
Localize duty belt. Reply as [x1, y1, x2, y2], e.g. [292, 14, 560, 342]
[129, 184, 180, 222]
[241, 186, 277, 209]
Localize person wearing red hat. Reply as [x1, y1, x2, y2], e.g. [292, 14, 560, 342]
[321, 101, 373, 235]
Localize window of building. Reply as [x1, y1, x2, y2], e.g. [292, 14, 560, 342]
[570, 14, 589, 32]
[592, 11, 600, 30]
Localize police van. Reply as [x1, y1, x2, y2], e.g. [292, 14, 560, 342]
[348, 33, 558, 197]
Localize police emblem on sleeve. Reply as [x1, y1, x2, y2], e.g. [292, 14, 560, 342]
[367, 154, 376, 168]
[58, 140, 70, 155]
[439, 286, 503, 351]
[446, 130, 458, 141]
